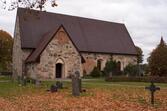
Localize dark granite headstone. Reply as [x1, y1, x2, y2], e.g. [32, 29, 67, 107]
[56, 81, 63, 89]
[72, 71, 80, 96]
[50, 84, 58, 92]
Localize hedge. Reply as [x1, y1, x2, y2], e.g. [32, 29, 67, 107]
[105, 76, 167, 83]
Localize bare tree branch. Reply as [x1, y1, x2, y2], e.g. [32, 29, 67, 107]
[1, 0, 58, 11]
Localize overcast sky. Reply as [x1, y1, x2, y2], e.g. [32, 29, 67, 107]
[0, 0, 167, 63]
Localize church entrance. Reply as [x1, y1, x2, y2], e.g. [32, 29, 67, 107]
[55, 63, 63, 78]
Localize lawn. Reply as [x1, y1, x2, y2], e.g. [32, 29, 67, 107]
[0, 78, 167, 111]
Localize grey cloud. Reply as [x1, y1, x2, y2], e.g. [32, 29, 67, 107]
[0, 0, 167, 63]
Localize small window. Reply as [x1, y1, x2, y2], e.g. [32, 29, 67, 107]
[97, 59, 102, 71]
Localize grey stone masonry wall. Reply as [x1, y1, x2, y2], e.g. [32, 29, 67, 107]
[81, 53, 137, 75]
[81, 53, 111, 75]
[12, 16, 32, 78]
[112, 55, 137, 71]
[26, 27, 83, 79]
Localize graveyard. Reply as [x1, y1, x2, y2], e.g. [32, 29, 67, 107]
[0, 77, 167, 111]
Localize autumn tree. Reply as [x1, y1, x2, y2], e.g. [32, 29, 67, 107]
[135, 46, 143, 64]
[0, 0, 57, 11]
[0, 30, 13, 71]
[148, 37, 167, 76]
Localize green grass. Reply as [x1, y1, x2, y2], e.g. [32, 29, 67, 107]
[82, 78, 167, 88]
[0, 82, 37, 98]
[0, 78, 167, 98]
[0, 80, 72, 98]
[0, 76, 11, 81]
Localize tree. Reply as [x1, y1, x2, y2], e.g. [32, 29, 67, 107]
[0, 0, 58, 11]
[135, 46, 143, 64]
[103, 59, 118, 76]
[0, 30, 13, 71]
[140, 63, 149, 76]
[148, 37, 167, 76]
[90, 67, 101, 78]
[124, 64, 139, 77]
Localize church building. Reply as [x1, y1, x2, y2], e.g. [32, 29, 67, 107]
[13, 8, 137, 79]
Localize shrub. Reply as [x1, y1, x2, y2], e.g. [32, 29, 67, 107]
[90, 67, 101, 77]
[82, 74, 93, 79]
[103, 59, 117, 76]
[124, 64, 139, 76]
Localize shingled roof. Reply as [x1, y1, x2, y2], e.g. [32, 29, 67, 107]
[16, 8, 137, 56]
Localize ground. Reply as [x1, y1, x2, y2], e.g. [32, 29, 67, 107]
[0, 76, 167, 111]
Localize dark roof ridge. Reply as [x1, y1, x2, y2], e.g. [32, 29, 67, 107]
[17, 7, 124, 26]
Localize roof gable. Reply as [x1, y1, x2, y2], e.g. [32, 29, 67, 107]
[26, 25, 85, 63]
[17, 8, 137, 55]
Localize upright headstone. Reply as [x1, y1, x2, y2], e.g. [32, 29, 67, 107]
[72, 71, 80, 96]
[35, 79, 41, 87]
[22, 61, 27, 86]
[109, 72, 112, 79]
[79, 77, 82, 92]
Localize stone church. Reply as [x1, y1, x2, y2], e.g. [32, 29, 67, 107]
[13, 8, 137, 80]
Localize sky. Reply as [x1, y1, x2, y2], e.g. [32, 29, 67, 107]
[0, 0, 167, 63]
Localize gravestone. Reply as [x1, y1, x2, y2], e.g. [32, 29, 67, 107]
[56, 81, 63, 89]
[145, 81, 160, 105]
[35, 79, 41, 87]
[22, 75, 27, 86]
[109, 72, 112, 79]
[79, 78, 82, 92]
[72, 71, 81, 96]
[50, 84, 58, 92]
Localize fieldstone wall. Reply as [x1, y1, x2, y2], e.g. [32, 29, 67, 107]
[112, 55, 137, 71]
[27, 27, 83, 79]
[81, 53, 137, 74]
[82, 53, 111, 75]
[12, 16, 32, 78]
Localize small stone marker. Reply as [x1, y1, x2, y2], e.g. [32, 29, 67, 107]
[48, 81, 63, 93]
[145, 81, 160, 105]
[50, 84, 58, 93]
[72, 71, 80, 96]
[35, 79, 41, 87]
[56, 81, 63, 89]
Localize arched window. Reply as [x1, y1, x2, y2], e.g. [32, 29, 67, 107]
[97, 59, 102, 71]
